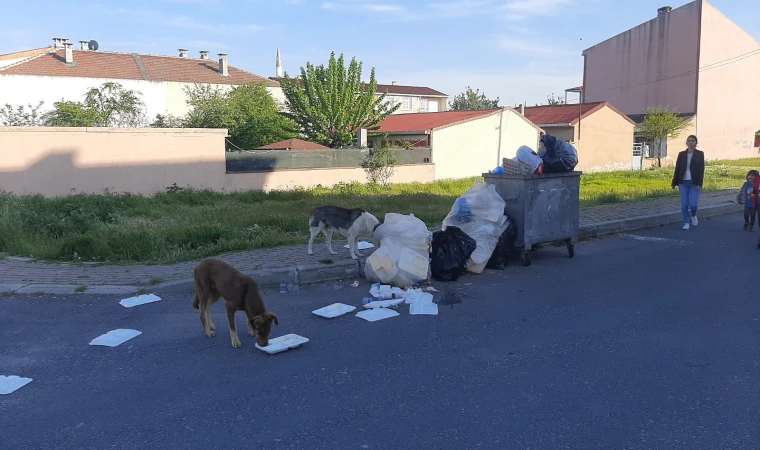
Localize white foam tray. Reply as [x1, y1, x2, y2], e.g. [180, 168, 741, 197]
[356, 308, 399, 322]
[363, 298, 404, 309]
[90, 329, 142, 347]
[344, 241, 374, 250]
[410, 302, 438, 315]
[313, 303, 356, 318]
[256, 334, 309, 354]
[119, 294, 162, 308]
[0, 375, 33, 395]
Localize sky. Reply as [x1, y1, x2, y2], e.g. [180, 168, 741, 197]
[1, 0, 758, 107]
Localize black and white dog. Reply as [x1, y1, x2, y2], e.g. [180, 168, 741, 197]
[308, 206, 380, 260]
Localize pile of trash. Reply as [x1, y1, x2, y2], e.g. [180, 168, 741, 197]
[494, 133, 579, 176]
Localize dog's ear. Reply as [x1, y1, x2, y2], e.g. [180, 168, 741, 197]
[267, 312, 279, 326]
[251, 315, 264, 328]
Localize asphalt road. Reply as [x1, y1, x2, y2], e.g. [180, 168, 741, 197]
[2, 214, 759, 449]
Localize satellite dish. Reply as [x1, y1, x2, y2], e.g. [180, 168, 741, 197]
[88, 40, 99, 51]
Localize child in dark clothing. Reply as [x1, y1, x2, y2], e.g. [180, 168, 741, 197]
[737, 170, 760, 230]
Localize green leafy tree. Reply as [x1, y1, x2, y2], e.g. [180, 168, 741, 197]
[43, 82, 146, 127]
[179, 82, 298, 149]
[0, 101, 46, 126]
[362, 136, 399, 186]
[44, 100, 100, 127]
[150, 113, 186, 128]
[639, 106, 691, 167]
[280, 52, 399, 148]
[449, 86, 500, 110]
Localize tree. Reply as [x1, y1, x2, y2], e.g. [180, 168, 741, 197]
[361, 138, 399, 186]
[0, 101, 46, 126]
[176, 82, 299, 149]
[43, 82, 146, 127]
[449, 86, 500, 110]
[638, 107, 691, 167]
[546, 93, 565, 106]
[279, 52, 399, 148]
[44, 100, 100, 127]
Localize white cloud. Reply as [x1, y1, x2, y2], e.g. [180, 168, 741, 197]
[499, 0, 573, 20]
[321, 2, 406, 14]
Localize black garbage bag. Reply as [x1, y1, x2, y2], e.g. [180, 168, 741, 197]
[486, 219, 518, 270]
[430, 226, 477, 282]
[539, 134, 578, 173]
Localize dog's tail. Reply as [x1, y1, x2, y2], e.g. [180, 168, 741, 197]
[192, 292, 200, 309]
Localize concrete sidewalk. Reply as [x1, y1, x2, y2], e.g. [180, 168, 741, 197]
[0, 190, 740, 295]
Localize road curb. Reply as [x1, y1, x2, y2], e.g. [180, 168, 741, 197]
[579, 202, 741, 239]
[1, 203, 740, 296]
[148, 260, 362, 295]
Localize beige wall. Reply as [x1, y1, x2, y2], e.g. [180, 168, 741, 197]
[575, 106, 635, 171]
[583, 1, 701, 115]
[542, 126, 575, 142]
[431, 109, 540, 180]
[695, 1, 760, 160]
[0, 127, 435, 197]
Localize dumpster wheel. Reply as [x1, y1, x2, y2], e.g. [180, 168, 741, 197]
[521, 252, 532, 266]
[567, 244, 575, 258]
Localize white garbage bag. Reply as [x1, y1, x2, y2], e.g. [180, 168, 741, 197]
[515, 145, 544, 175]
[365, 213, 431, 288]
[442, 181, 507, 274]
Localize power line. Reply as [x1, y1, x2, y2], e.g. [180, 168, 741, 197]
[605, 48, 760, 90]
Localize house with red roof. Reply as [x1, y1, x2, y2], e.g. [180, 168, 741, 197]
[375, 108, 542, 180]
[522, 101, 636, 171]
[0, 38, 283, 122]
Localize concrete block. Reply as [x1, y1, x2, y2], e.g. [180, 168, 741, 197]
[244, 267, 297, 288]
[0, 283, 27, 293]
[84, 285, 139, 295]
[15, 284, 80, 295]
[296, 261, 361, 285]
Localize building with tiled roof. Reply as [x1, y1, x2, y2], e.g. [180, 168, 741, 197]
[373, 108, 541, 180]
[0, 38, 284, 121]
[523, 102, 636, 171]
[257, 138, 330, 150]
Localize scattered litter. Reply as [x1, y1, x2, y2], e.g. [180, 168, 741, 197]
[312, 303, 356, 319]
[344, 241, 375, 250]
[369, 283, 405, 299]
[89, 329, 142, 347]
[0, 375, 33, 395]
[256, 334, 309, 354]
[280, 284, 287, 294]
[356, 308, 399, 322]
[287, 284, 299, 292]
[351, 281, 360, 288]
[363, 298, 404, 309]
[119, 294, 162, 308]
[410, 301, 439, 316]
[404, 289, 434, 305]
[362, 297, 373, 305]
[426, 287, 440, 293]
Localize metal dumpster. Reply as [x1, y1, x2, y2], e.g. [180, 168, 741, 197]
[483, 171, 581, 266]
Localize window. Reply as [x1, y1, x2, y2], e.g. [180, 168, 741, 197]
[419, 99, 428, 112]
[402, 97, 412, 111]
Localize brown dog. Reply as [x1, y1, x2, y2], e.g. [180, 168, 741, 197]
[192, 258, 279, 349]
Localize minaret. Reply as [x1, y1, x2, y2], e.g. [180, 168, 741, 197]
[276, 46, 283, 78]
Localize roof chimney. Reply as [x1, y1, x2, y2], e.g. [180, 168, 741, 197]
[391, 80, 397, 85]
[79, 40, 89, 50]
[52, 37, 67, 48]
[178, 48, 188, 58]
[199, 50, 209, 60]
[218, 53, 228, 76]
[657, 6, 672, 15]
[63, 42, 74, 64]
[519, 103, 525, 115]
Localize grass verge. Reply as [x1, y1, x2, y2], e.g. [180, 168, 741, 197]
[0, 159, 755, 264]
